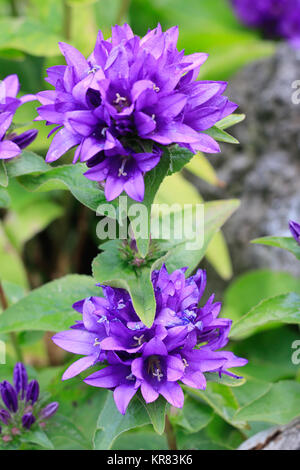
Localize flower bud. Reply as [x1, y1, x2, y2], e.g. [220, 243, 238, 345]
[0, 381, 18, 413]
[22, 412, 36, 430]
[13, 362, 28, 399]
[26, 380, 39, 405]
[0, 409, 11, 425]
[39, 402, 59, 420]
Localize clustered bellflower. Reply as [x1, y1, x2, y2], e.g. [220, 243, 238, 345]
[0, 74, 37, 159]
[289, 220, 300, 245]
[53, 265, 247, 415]
[36, 24, 237, 202]
[231, 0, 300, 46]
[0, 363, 58, 443]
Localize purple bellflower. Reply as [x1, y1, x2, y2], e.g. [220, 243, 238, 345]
[231, 0, 300, 46]
[36, 24, 237, 202]
[0, 74, 37, 159]
[289, 220, 300, 245]
[53, 265, 247, 415]
[0, 362, 58, 443]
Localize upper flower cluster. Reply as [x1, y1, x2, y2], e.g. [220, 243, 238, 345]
[0, 363, 58, 443]
[231, 0, 300, 46]
[0, 74, 37, 160]
[36, 24, 237, 201]
[53, 265, 247, 415]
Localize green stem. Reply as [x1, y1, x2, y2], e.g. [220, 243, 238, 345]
[9, 0, 18, 17]
[116, 0, 131, 24]
[0, 282, 23, 362]
[63, 0, 72, 40]
[165, 415, 177, 450]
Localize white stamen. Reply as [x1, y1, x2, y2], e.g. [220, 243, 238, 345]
[153, 84, 160, 92]
[88, 66, 99, 74]
[133, 334, 144, 346]
[151, 114, 156, 121]
[152, 369, 164, 381]
[118, 159, 127, 177]
[93, 338, 101, 347]
[114, 92, 127, 105]
[182, 358, 189, 368]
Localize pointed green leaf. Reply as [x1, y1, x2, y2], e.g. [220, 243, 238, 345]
[252, 236, 300, 261]
[18, 163, 113, 212]
[93, 393, 150, 450]
[234, 381, 300, 425]
[156, 199, 240, 276]
[142, 395, 167, 435]
[217, 113, 246, 130]
[0, 160, 8, 187]
[0, 187, 10, 208]
[204, 126, 239, 144]
[230, 292, 300, 339]
[92, 240, 156, 327]
[21, 429, 54, 449]
[0, 275, 101, 333]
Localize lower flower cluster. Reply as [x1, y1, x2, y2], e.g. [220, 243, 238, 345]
[53, 265, 247, 415]
[0, 363, 58, 442]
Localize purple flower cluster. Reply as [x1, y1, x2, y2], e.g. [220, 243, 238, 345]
[36, 24, 237, 202]
[231, 0, 300, 46]
[53, 266, 247, 415]
[0, 363, 58, 442]
[0, 74, 37, 160]
[289, 220, 300, 245]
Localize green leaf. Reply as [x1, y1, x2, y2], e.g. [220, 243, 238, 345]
[18, 163, 113, 212]
[205, 372, 246, 387]
[157, 199, 240, 276]
[4, 198, 63, 251]
[185, 382, 247, 429]
[223, 269, 300, 324]
[233, 327, 300, 382]
[92, 240, 156, 327]
[93, 393, 151, 450]
[0, 160, 8, 188]
[127, 148, 171, 257]
[0, 187, 10, 209]
[0, 222, 28, 287]
[6, 150, 49, 178]
[216, 113, 246, 130]
[112, 428, 168, 450]
[185, 152, 224, 187]
[45, 414, 90, 450]
[155, 171, 203, 205]
[252, 236, 300, 261]
[167, 145, 194, 174]
[1, 280, 26, 307]
[172, 396, 214, 433]
[21, 429, 54, 450]
[0, 18, 63, 57]
[142, 395, 167, 435]
[205, 231, 233, 280]
[0, 275, 101, 333]
[230, 292, 300, 339]
[234, 381, 300, 425]
[204, 126, 239, 144]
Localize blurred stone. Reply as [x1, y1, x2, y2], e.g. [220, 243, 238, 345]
[238, 418, 300, 450]
[192, 43, 300, 291]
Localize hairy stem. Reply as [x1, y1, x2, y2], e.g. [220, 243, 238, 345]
[0, 282, 23, 362]
[10, 0, 18, 17]
[165, 415, 177, 450]
[63, 0, 72, 40]
[116, 0, 131, 25]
